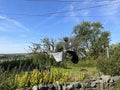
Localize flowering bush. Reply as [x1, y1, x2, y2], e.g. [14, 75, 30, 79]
[0, 68, 85, 89]
[15, 72, 30, 88]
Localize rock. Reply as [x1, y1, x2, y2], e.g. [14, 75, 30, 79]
[56, 81, 59, 85]
[94, 79, 100, 84]
[66, 84, 73, 90]
[55, 81, 63, 90]
[39, 85, 48, 90]
[72, 82, 81, 89]
[38, 84, 42, 90]
[47, 84, 55, 90]
[26, 87, 31, 90]
[112, 76, 120, 82]
[90, 82, 96, 88]
[16, 88, 25, 90]
[101, 75, 111, 83]
[62, 85, 67, 90]
[32, 85, 38, 90]
[83, 79, 91, 88]
[109, 78, 114, 83]
[65, 82, 70, 86]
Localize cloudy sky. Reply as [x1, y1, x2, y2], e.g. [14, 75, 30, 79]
[0, 0, 120, 53]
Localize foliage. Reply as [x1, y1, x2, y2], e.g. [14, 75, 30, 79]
[77, 57, 97, 67]
[0, 67, 17, 90]
[29, 37, 56, 53]
[0, 54, 100, 89]
[40, 37, 56, 52]
[0, 68, 85, 89]
[97, 44, 120, 76]
[112, 80, 120, 90]
[72, 21, 110, 58]
[31, 53, 50, 68]
[0, 59, 34, 71]
[97, 55, 109, 75]
[55, 43, 64, 52]
[28, 38, 57, 69]
[15, 72, 30, 88]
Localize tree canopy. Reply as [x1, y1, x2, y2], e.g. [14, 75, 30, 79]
[72, 21, 110, 58]
[29, 21, 111, 60]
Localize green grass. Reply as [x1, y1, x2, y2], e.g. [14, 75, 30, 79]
[51, 59, 99, 78]
[54, 67, 97, 74]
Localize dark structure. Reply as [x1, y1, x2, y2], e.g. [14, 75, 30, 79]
[66, 50, 79, 64]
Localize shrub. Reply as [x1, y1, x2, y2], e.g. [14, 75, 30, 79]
[113, 80, 120, 90]
[0, 68, 85, 89]
[31, 52, 56, 69]
[0, 59, 35, 71]
[97, 44, 120, 76]
[0, 67, 17, 90]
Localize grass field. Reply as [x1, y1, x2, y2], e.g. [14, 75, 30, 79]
[51, 59, 99, 80]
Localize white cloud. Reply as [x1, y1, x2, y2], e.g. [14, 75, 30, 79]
[0, 15, 30, 32]
[8, 18, 30, 32]
[0, 16, 6, 19]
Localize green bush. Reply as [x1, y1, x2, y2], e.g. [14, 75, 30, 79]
[97, 44, 120, 76]
[31, 53, 56, 68]
[0, 67, 17, 90]
[78, 60, 96, 67]
[0, 59, 36, 71]
[76, 57, 97, 67]
[112, 80, 120, 90]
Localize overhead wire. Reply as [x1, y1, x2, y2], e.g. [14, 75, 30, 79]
[0, 1, 120, 17]
[26, 0, 113, 2]
[27, 0, 90, 2]
[5, 14, 120, 19]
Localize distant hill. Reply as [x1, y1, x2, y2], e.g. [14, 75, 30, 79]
[0, 53, 29, 61]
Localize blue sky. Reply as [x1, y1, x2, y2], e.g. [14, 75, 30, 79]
[0, 0, 120, 53]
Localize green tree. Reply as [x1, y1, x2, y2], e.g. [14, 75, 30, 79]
[57, 37, 72, 51]
[55, 43, 64, 52]
[29, 43, 48, 68]
[29, 38, 56, 68]
[41, 37, 56, 52]
[72, 21, 110, 58]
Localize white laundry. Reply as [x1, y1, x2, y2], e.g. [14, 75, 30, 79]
[52, 52, 63, 62]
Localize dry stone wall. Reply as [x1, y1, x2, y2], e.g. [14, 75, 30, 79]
[16, 75, 120, 90]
